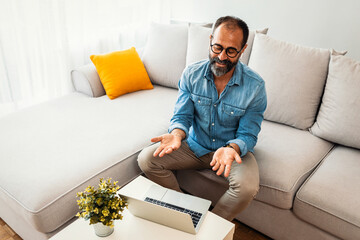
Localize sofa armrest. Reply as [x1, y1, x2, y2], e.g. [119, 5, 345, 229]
[71, 63, 106, 97]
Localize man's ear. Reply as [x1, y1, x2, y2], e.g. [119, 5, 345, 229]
[241, 44, 248, 54]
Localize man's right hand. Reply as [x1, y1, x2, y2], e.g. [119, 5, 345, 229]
[151, 130, 184, 157]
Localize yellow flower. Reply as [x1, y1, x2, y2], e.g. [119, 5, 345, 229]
[76, 178, 127, 224]
[100, 181, 106, 189]
[85, 197, 92, 204]
[102, 208, 110, 217]
[96, 198, 103, 206]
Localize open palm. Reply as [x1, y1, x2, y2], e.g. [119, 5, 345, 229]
[151, 134, 182, 157]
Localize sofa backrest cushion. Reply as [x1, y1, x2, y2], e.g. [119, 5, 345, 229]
[186, 25, 268, 66]
[142, 23, 188, 89]
[185, 24, 212, 66]
[310, 54, 360, 149]
[241, 28, 269, 66]
[248, 34, 330, 130]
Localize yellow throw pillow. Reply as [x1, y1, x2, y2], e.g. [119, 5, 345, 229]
[90, 47, 153, 100]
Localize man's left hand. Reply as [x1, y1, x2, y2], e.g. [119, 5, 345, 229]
[210, 147, 242, 177]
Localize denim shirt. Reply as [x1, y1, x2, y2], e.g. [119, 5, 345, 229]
[168, 59, 267, 157]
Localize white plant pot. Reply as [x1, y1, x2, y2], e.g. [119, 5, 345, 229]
[93, 222, 114, 237]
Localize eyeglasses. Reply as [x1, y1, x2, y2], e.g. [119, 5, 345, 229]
[210, 43, 242, 58]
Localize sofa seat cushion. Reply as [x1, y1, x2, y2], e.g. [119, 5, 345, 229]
[253, 120, 334, 209]
[294, 146, 360, 240]
[0, 85, 178, 233]
[178, 120, 334, 210]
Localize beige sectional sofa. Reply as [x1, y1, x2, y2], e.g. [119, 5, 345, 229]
[0, 22, 359, 240]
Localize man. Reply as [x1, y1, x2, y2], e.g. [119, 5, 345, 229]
[138, 16, 267, 221]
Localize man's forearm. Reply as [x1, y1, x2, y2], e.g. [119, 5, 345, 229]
[170, 129, 186, 141]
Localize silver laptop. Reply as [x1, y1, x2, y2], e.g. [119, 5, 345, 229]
[120, 184, 211, 234]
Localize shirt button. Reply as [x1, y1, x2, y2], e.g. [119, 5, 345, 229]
[231, 111, 234, 114]
[213, 139, 215, 142]
[214, 104, 217, 107]
[211, 123, 214, 126]
[198, 100, 201, 103]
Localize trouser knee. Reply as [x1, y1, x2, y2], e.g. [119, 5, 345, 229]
[229, 180, 259, 204]
[240, 183, 259, 201]
[137, 145, 158, 173]
[229, 153, 259, 204]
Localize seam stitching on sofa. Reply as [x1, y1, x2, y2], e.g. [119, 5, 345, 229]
[32, 149, 144, 214]
[288, 143, 335, 192]
[0, 148, 146, 215]
[259, 142, 335, 193]
[295, 145, 335, 197]
[295, 195, 360, 228]
[295, 145, 360, 229]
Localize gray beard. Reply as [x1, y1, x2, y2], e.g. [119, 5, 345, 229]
[209, 55, 238, 77]
[211, 64, 229, 77]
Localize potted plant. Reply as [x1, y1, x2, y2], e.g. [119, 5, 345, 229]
[76, 178, 127, 237]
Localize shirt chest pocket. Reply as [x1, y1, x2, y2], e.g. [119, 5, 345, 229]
[191, 94, 212, 124]
[220, 103, 246, 128]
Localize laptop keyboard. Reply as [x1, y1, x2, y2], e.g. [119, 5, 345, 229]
[144, 197, 202, 228]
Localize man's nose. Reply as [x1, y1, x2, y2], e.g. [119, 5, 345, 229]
[218, 50, 228, 61]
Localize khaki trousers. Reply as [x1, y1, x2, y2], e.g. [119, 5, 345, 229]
[137, 141, 259, 221]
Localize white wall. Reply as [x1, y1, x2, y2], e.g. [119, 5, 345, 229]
[171, 0, 360, 61]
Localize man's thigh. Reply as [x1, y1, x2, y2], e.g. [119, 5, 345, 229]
[138, 141, 212, 170]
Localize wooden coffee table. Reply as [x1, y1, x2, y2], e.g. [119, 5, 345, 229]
[50, 176, 234, 240]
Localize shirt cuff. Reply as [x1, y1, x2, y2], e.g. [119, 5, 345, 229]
[227, 139, 248, 157]
[168, 123, 189, 140]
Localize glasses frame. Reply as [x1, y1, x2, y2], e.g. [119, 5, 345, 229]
[210, 42, 242, 58]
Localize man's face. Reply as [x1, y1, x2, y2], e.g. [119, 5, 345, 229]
[209, 24, 246, 77]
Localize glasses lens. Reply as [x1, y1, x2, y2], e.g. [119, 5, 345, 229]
[226, 48, 238, 58]
[211, 44, 223, 54]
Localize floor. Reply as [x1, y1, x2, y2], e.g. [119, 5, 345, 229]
[0, 217, 271, 240]
[232, 220, 272, 240]
[0, 218, 21, 240]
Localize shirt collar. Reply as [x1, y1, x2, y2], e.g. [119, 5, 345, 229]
[204, 60, 243, 86]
